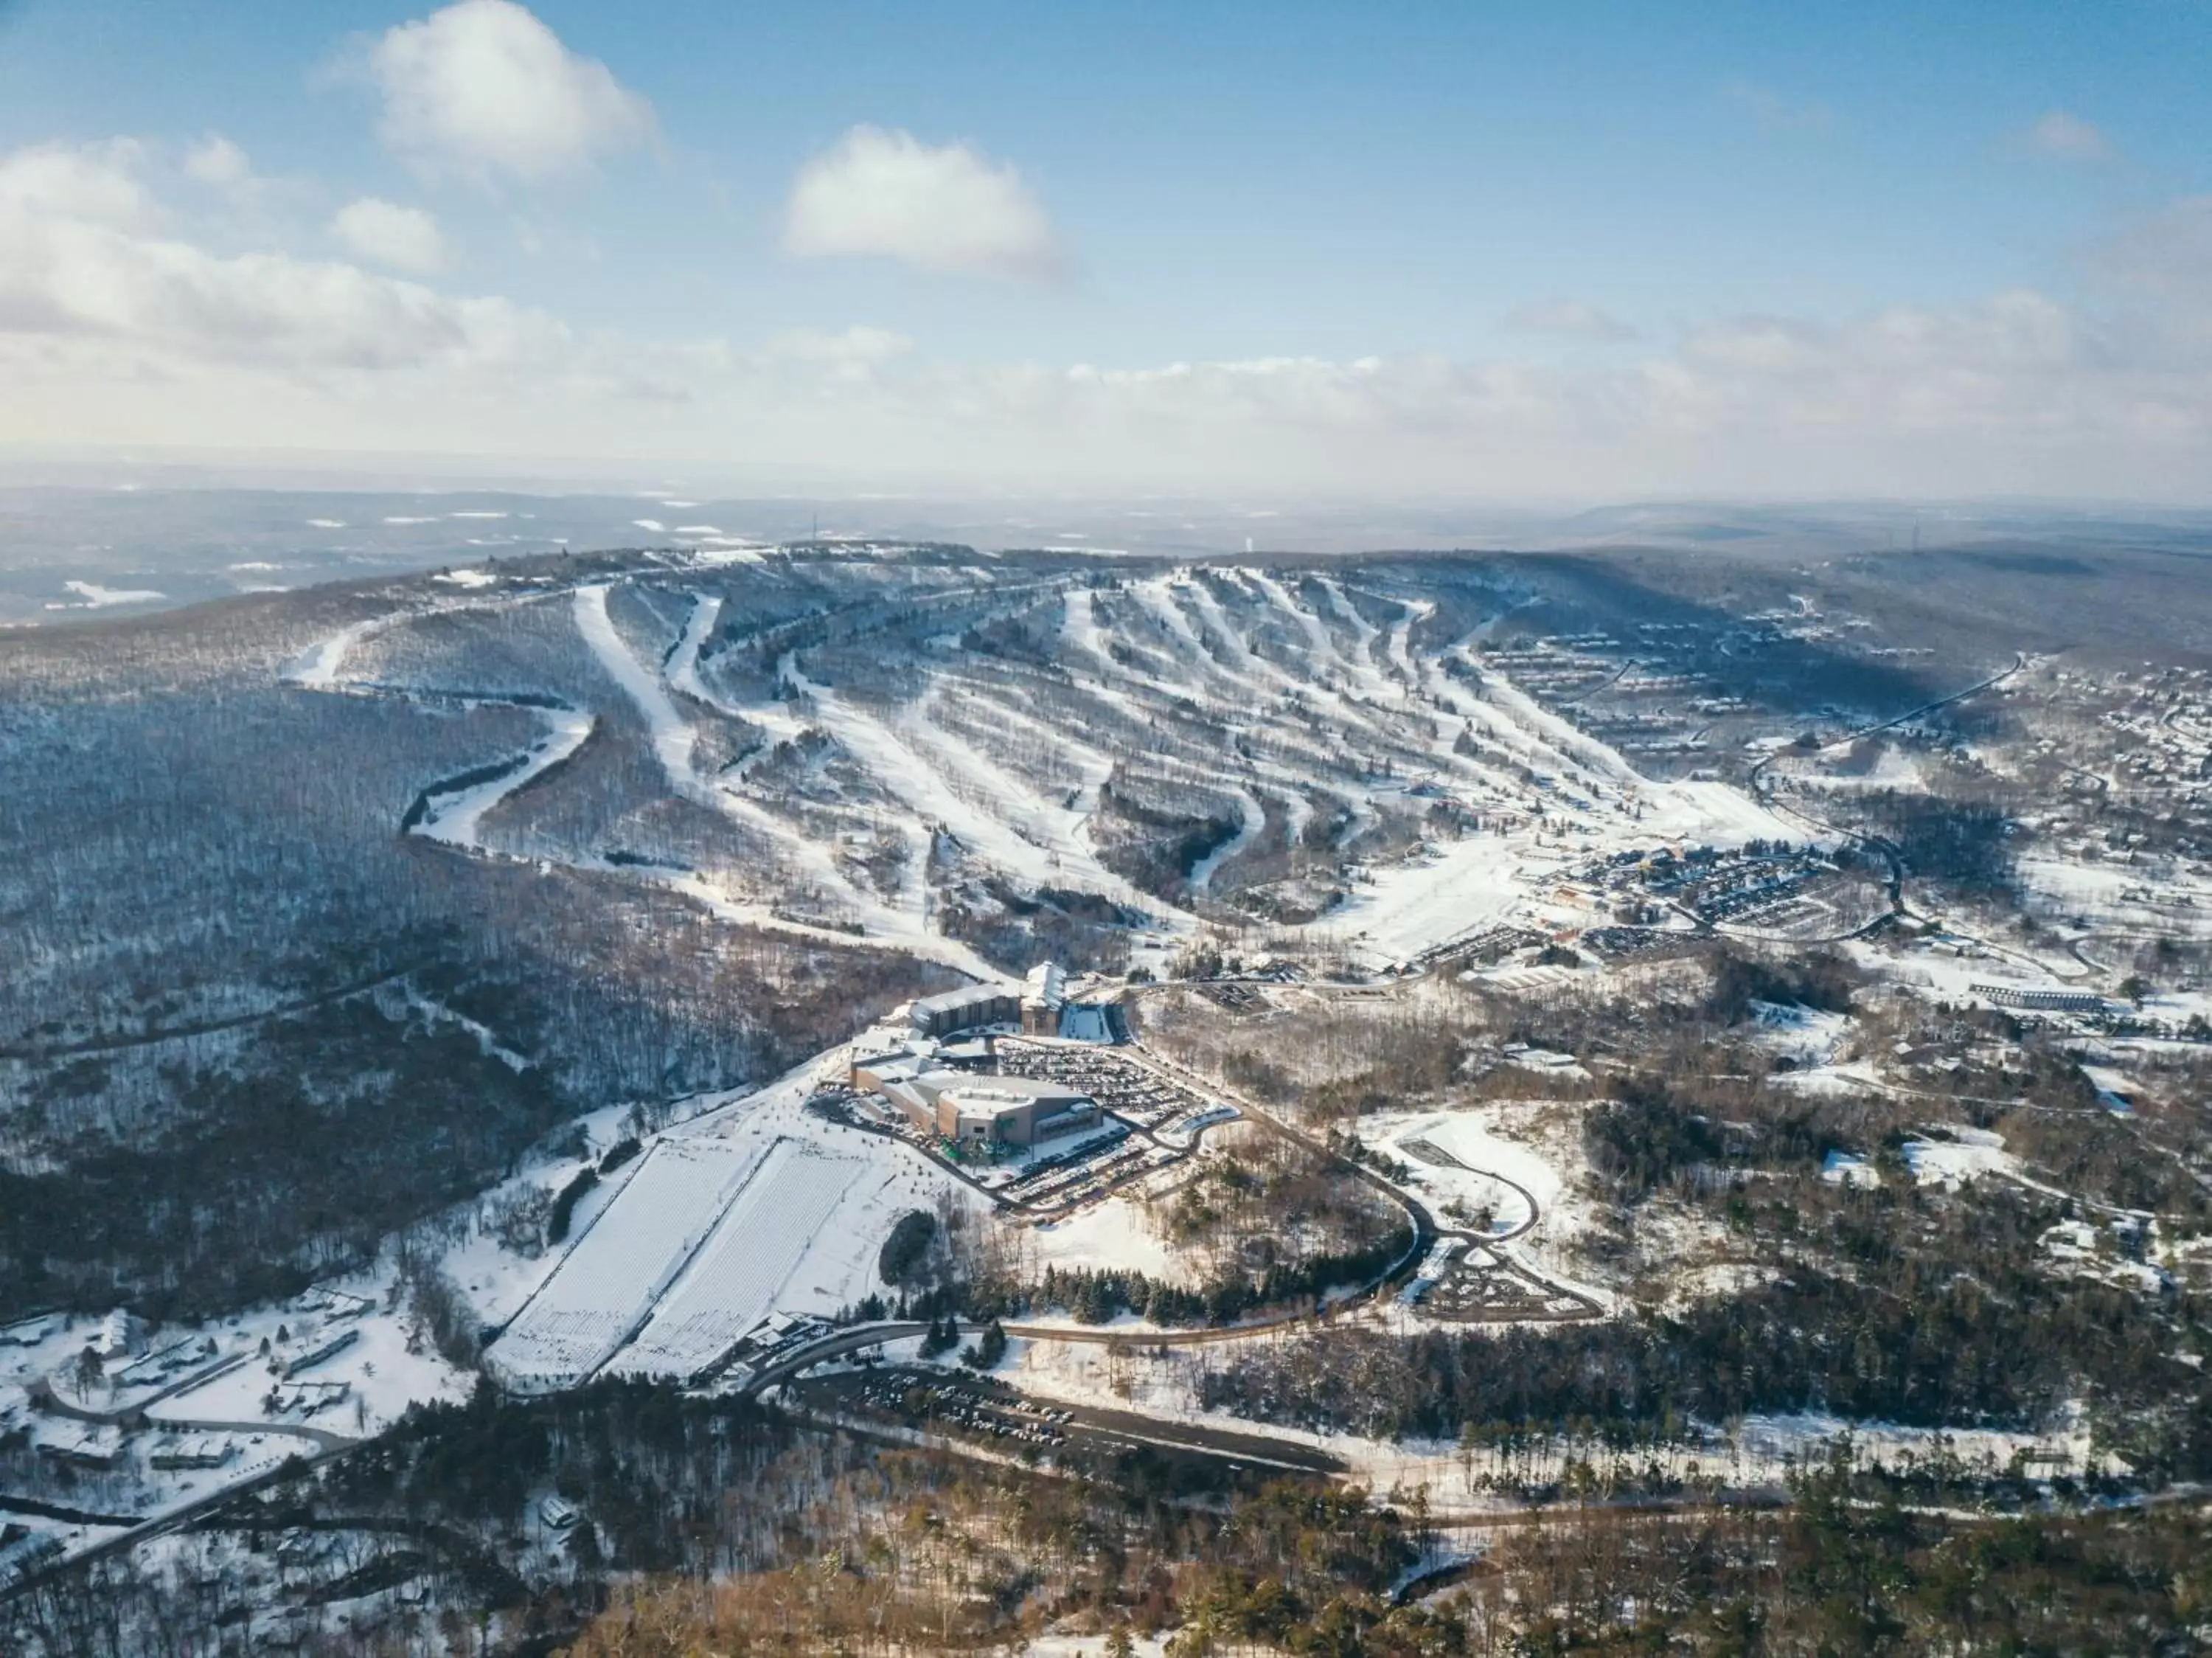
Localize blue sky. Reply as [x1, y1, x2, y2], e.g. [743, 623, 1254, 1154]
[1, 0, 2208, 498]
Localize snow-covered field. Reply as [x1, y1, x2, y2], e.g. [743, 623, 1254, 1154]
[606, 1136, 861, 1380]
[490, 1137, 771, 1391]
[1900, 1128, 2018, 1190]
[1018, 1196, 1183, 1280]
[487, 1063, 962, 1391]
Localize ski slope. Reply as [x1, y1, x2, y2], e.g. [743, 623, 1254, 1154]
[606, 1135, 860, 1380]
[412, 706, 594, 850]
[287, 556, 1821, 985]
[489, 1137, 768, 1392]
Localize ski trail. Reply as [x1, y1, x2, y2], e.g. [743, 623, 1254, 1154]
[1227, 569, 1402, 743]
[574, 584, 985, 961]
[574, 584, 702, 788]
[1130, 577, 1234, 690]
[282, 620, 376, 688]
[1315, 577, 1395, 700]
[1060, 587, 1116, 673]
[1384, 599, 1434, 692]
[929, 682, 1193, 926]
[665, 592, 722, 705]
[1246, 570, 1345, 679]
[1188, 786, 1265, 894]
[414, 704, 595, 850]
[666, 592, 810, 766]
[787, 656, 1175, 929]
[1453, 646, 1640, 788]
[1180, 575, 1290, 690]
[1425, 648, 1601, 790]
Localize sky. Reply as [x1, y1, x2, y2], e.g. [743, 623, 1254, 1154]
[1, 0, 2210, 501]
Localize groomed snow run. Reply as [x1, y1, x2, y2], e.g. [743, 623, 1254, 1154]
[489, 1137, 769, 1392]
[607, 1136, 860, 1380]
[413, 707, 594, 850]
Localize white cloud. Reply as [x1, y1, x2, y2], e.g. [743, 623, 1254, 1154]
[183, 134, 254, 189]
[0, 141, 568, 375]
[332, 197, 449, 274]
[0, 139, 152, 229]
[1504, 299, 1637, 343]
[367, 0, 654, 186]
[2017, 110, 2116, 164]
[7, 139, 2212, 503]
[783, 125, 1064, 281]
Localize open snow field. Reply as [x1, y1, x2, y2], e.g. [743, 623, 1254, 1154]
[490, 1061, 965, 1390]
[606, 1136, 861, 1379]
[490, 1138, 771, 1391]
[1018, 1196, 1183, 1281]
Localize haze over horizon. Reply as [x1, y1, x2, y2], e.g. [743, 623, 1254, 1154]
[4, 0, 2211, 502]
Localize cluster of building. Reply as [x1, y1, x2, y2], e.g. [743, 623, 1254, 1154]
[907, 962, 1088, 1041]
[849, 963, 1116, 1154]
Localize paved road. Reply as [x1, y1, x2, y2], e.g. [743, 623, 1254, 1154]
[744, 1028, 1601, 1397]
[1746, 649, 2028, 926]
[141, 1415, 357, 1454]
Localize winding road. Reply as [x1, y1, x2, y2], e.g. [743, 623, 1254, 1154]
[743, 1015, 1602, 1404]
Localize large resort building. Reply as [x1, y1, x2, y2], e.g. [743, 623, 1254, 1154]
[908, 984, 1021, 1039]
[848, 1054, 1102, 1151]
[850, 962, 1107, 1153]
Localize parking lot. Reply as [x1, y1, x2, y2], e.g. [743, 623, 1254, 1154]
[791, 1365, 1346, 1483]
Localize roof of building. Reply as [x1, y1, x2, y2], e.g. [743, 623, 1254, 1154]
[912, 984, 1018, 1017]
[1022, 961, 1066, 1007]
[918, 1071, 1093, 1110]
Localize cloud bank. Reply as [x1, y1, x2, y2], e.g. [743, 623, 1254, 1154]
[3, 132, 2211, 501]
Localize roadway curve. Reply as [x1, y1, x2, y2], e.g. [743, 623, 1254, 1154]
[745, 1023, 1602, 1395]
[1745, 649, 2028, 922]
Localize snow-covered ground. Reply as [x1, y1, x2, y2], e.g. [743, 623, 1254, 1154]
[1018, 1196, 1183, 1280]
[1747, 1000, 1851, 1066]
[490, 1137, 772, 1391]
[1333, 834, 1537, 963]
[282, 561, 1838, 988]
[1353, 1107, 1568, 1244]
[606, 1136, 861, 1380]
[995, 1331, 2117, 1512]
[1900, 1128, 2018, 1190]
[412, 705, 594, 850]
[51, 580, 167, 609]
[486, 1062, 964, 1390]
